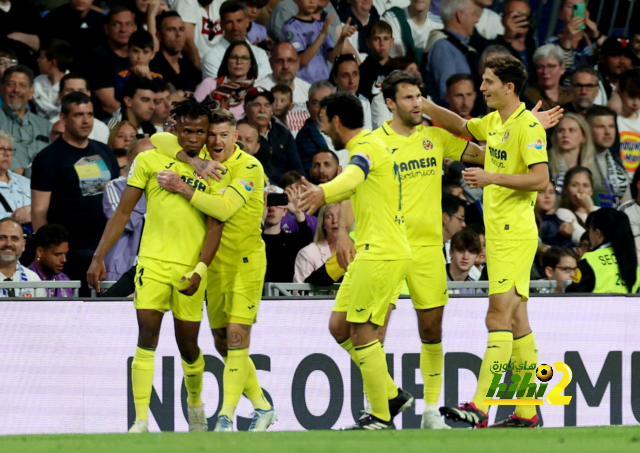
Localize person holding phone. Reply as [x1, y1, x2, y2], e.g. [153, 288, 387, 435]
[489, 0, 536, 76]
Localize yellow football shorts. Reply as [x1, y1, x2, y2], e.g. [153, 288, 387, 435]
[206, 265, 266, 329]
[400, 245, 448, 310]
[486, 239, 538, 301]
[333, 258, 410, 326]
[134, 257, 207, 322]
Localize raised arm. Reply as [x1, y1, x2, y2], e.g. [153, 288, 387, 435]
[298, 164, 365, 214]
[297, 15, 336, 68]
[421, 97, 470, 138]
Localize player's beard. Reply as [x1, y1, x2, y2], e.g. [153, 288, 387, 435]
[397, 106, 422, 128]
[326, 124, 344, 149]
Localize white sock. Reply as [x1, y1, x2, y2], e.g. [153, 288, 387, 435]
[424, 403, 439, 414]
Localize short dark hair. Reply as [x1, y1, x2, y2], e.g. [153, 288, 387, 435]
[219, 41, 259, 79]
[381, 70, 423, 102]
[60, 72, 89, 92]
[484, 55, 528, 96]
[446, 73, 474, 91]
[442, 193, 466, 218]
[43, 39, 74, 72]
[365, 20, 393, 38]
[467, 222, 485, 236]
[279, 170, 303, 188]
[60, 92, 92, 115]
[106, 5, 134, 23]
[210, 108, 237, 127]
[220, 0, 247, 17]
[502, 0, 531, 14]
[271, 84, 293, 98]
[122, 75, 159, 100]
[34, 224, 70, 249]
[313, 149, 340, 166]
[156, 10, 181, 30]
[319, 92, 364, 129]
[2, 64, 35, 86]
[542, 246, 576, 270]
[585, 104, 616, 123]
[171, 99, 212, 122]
[442, 174, 462, 193]
[451, 228, 482, 254]
[619, 69, 640, 98]
[152, 79, 171, 93]
[0, 47, 17, 60]
[386, 56, 418, 72]
[128, 30, 154, 50]
[571, 65, 598, 82]
[330, 53, 359, 82]
[244, 0, 270, 7]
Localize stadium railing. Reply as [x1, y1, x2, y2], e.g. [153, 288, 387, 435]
[0, 281, 81, 297]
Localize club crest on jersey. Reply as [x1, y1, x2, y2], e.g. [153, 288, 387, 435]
[218, 187, 227, 194]
[527, 138, 544, 150]
[423, 139, 434, 151]
[192, 171, 204, 180]
[239, 179, 255, 192]
[502, 130, 510, 143]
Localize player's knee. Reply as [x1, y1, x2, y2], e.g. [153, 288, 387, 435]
[329, 322, 349, 343]
[485, 309, 512, 330]
[137, 328, 160, 349]
[419, 325, 442, 343]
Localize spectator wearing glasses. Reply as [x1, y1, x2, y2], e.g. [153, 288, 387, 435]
[0, 217, 45, 298]
[540, 246, 577, 294]
[562, 66, 604, 117]
[0, 65, 52, 176]
[525, 44, 571, 112]
[195, 40, 259, 119]
[0, 131, 30, 223]
[331, 54, 373, 130]
[27, 224, 73, 298]
[442, 192, 466, 262]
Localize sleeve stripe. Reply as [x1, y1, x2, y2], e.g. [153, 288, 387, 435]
[527, 161, 548, 168]
[228, 184, 247, 202]
[460, 141, 470, 161]
[465, 122, 479, 141]
[126, 183, 145, 190]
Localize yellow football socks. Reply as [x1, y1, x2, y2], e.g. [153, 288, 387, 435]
[219, 348, 250, 419]
[356, 340, 391, 421]
[380, 345, 398, 400]
[182, 350, 204, 407]
[244, 357, 271, 411]
[472, 330, 513, 413]
[131, 346, 155, 422]
[421, 341, 443, 405]
[513, 333, 538, 419]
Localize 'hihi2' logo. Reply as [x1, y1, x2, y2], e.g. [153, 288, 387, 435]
[484, 362, 573, 406]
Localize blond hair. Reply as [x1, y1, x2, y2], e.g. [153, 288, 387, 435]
[314, 203, 338, 245]
[107, 121, 137, 149]
[550, 113, 599, 185]
[0, 130, 13, 146]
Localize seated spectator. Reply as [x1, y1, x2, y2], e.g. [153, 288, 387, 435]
[236, 119, 261, 155]
[245, 0, 270, 46]
[151, 81, 172, 133]
[40, 0, 107, 73]
[172, 0, 224, 66]
[383, 0, 443, 61]
[562, 65, 603, 117]
[87, 6, 138, 119]
[271, 84, 294, 128]
[595, 37, 633, 104]
[281, 0, 356, 84]
[556, 166, 599, 245]
[490, 0, 534, 75]
[525, 44, 571, 111]
[586, 105, 630, 207]
[0, 1, 41, 70]
[442, 174, 465, 200]
[549, 113, 597, 191]
[540, 246, 577, 294]
[331, 54, 373, 130]
[619, 167, 640, 264]
[195, 40, 259, 119]
[31, 92, 119, 286]
[108, 121, 138, 151]
[149, 11, 202, 93]
[567, 208, 640, 293]
[0, 65, 52, 175]
[50, 121, 64, 143]
[115, 30, 163, 103]
[34, 40, 74, 120]
[0, 48, 17, 84]
[202, 0, 271, 80]
[310, 149, 342, 184]
[296, 80, 337, 172]
[616, 69, 640, 177]
[27, 224, 74, 298]
[472, 0, 503, 41]
[294, 202, 340, 283]
[107, 76, 158, 136]
[257, 42, 312, 136]
[103, 137, 151, 282]
[263, 184, 314, 282]
[0, 217, 45, 297]
[447, 227, 481, 293]
[357, 20, 394, 102]
[267, 0, 341, 44]
[336, 0, 380, 59]
[0, 130, 31, 223]
[442, 192, 466, 262]
[574, 230, 590, 259]
[244, 87, 303, 182]
[467, 222, 485, 280]
[536, 180, 575, 252]
[278, 170, 318, 234]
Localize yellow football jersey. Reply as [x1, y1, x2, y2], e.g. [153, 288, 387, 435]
[127, 148, 213, 267]
[322, 129, 410, 260]
[373, 122, 468, 246]
[466, 103, 548, 240]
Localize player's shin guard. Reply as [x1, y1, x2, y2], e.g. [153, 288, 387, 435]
[244, 357, 271, 411]
[219, 348, 250, 418]
[512, 333, 538, 419]
[421, 341, 443, 405]
[182, 350, 204, 407]
[471, 331, 513, 413]
[356, 340, 391, 422]
[131, 346, 155, 422]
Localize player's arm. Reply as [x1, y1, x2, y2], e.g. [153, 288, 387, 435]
[463, 162, 550, 191]
[460, 142, 485, 165]
[336, 199, 355, 270]
[151, 132, 225, 181]
[179, 217, 225, 295]
[87, 186, 144, 292]
[421, 97, 470, 138]
[298, 164, 364, 214]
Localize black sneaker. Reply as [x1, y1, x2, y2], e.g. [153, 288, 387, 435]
[489, 414, 539, 428]
[340, 414, 396, 430]
[439, 402, 488, 428]
[389, 388, 415, 419]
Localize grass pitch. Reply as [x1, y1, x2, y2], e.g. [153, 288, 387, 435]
[1, 426, 639, 453]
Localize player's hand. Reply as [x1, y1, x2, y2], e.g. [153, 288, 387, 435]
[157, 170, 186, 192]
[298, 177, 326, 214]
[322, 14, 336, 35]
[87, 257, 107, 293]
[531, 101, 564, 129]
[191, 156, 225, 182]
[462, 167, 493, 188]
[179, 273, 202, 295]
[340, 17, 358, 39]
[559, 221, 575, 237]
[336, 229, 355, 270]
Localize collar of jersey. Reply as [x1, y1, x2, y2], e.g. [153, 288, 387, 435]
[381, 121, 424, 141]
[500, 102, 527, 127]
[345, 129, 371, 150]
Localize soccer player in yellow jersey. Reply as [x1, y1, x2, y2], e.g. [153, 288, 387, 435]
[87, 101, 225, 433]
[423, 55, 558, 428]
[299, 92, 411, 430]
[151, 109, 275, 432]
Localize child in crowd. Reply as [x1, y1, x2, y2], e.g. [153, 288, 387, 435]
[617, 68, 640, 177]
[245, 0, 272, 48]
[358, 20, 394, 102]
[34, 40, 74, 120]
[115, 30, 163, 103]
[271, 84, 294, 128]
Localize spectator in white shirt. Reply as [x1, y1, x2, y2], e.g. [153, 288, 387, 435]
[171, 0, 224, 68]
[0, 217, 45, 297]
[472, 0, 504, 40]
[34, 39, 73, 120]
[382, 0, 443, 58]
[0, 130, 30, 223]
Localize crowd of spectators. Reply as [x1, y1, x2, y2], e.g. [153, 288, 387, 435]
[1, 0, 640, 297]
